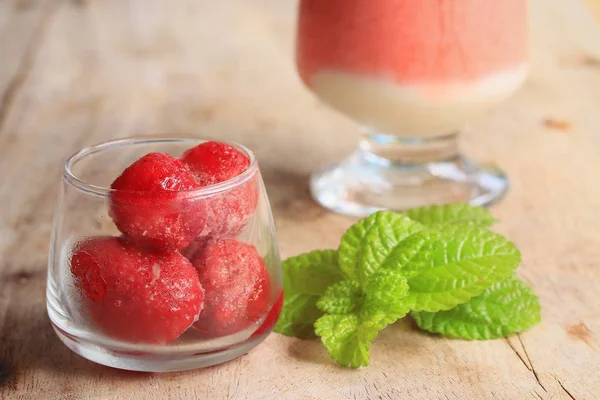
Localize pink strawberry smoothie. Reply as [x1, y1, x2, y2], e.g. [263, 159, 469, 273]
[297, 0, 528, 137]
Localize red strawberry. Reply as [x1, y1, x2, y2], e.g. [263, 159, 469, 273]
[70, 236, 204, 344]
[190, 239, 271, 337]
[181, 237, 206, 261]
[251, 291, 283, 337]
[109, 152, 207, 251]
[181, 141, 258, 240]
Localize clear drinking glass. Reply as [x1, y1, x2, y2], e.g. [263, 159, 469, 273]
[47, 136, 283, 372]
[297, 0, 528, 216]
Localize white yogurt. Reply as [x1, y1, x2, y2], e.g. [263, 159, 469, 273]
[308, 64, 528, 137]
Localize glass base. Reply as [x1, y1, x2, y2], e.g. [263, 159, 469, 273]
[310, 133, 508, 217]
[52, 323, 270, 372]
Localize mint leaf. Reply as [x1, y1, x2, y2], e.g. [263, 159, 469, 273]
[282, 250, 342, 294]
[315, 269, 411, 368]
[338, 211, 425, 286]
[362, 269, 412, 323]
[274, 250, 344, 338]
[317, 280, 362, 315]
[314, 313, 388, 368]
[407, 224, 521, 312]
[275, 294, 324, 338]
[404, 203, 497, 227]
[378, 231, 438, 278]
[412, 275, 541, 340]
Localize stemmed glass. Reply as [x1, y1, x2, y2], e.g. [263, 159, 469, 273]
[296, 0, 528, 216]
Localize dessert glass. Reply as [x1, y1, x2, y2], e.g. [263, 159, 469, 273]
[297, 0, 528, 216]
[46, 136, 282, 372]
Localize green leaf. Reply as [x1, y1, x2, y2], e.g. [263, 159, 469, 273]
[317, 280, 362, 315]
[362, 269, 412, 323]
[275, 293, 325, 338]
[411, 275, 541, 340]
[282, 250, 342, 295]
[338, 211, 425, 286]
[407, 224, 521, 312]
[315, 269, 412, 368]
[314, 313, 388, 368]
[378, 230, 439, 278]
[274, 250, 344, 338]
[404, 203, 497, 227]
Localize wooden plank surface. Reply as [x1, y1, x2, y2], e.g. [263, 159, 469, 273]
[1, 0, 599, 398]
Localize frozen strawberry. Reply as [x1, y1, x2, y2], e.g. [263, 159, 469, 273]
[70, 236, 204, 344]
[190, 239, 271, 337]
[181, 141, 249, 185]
[109, 152, 206, 251]
[181, 141, 258, 239]
[251, 291, 283, 337]
[181, 237, 206, 261]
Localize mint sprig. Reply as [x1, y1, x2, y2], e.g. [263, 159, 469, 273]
[315, 269, 410, 368]
[273, 204, 541, 368]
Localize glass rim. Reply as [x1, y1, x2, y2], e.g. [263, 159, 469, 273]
[63, 136, 258, 198]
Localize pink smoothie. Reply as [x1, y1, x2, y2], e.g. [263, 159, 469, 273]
[296, 0, 528, 136]
[298, 0, 527, 84]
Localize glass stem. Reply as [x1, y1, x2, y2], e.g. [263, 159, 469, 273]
[359, 132, 460, 166]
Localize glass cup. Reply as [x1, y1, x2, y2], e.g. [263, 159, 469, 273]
[47, 136, 283, 372]
[297, 0, 528, 216]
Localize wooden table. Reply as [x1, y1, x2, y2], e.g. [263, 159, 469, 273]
[1, 0, 600, 399]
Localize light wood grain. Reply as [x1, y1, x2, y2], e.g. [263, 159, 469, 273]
[1, 0, 599, 399]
